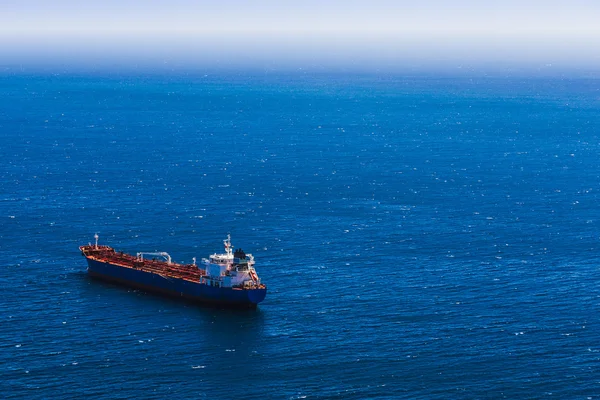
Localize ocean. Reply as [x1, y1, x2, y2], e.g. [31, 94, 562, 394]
[1, 72, 599, 398]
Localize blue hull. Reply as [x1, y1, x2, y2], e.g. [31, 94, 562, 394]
[85, 258, 267, 308]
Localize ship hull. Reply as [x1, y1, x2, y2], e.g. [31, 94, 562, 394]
[85, 258, 267, 308]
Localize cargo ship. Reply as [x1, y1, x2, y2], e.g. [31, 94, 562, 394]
[80, 234, 267, 308]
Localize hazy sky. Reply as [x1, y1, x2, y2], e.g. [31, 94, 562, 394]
[1, 0, 599, 70]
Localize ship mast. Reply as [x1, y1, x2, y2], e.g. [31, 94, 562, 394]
[94, 233, 99, 249]
[224, 234, 233, 258]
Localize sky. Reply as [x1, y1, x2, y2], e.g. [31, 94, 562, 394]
[1, 0, 599, 72]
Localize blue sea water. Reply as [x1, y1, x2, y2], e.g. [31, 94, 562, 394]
[0, 72, 599, 399]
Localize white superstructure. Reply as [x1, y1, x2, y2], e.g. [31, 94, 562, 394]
[201, 235, 261, 288]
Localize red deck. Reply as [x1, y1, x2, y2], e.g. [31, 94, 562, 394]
[80, 245, 205, 283]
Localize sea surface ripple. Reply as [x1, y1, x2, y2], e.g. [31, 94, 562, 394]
[0, 73, 599, 398]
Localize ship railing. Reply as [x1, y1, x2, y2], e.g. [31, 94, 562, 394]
[242, 280, 260, 289]
[84, 247, 204, 283]
[98, 252, 204, 282]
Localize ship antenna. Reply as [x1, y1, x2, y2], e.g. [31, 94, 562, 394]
[94, 233, 99, 249]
